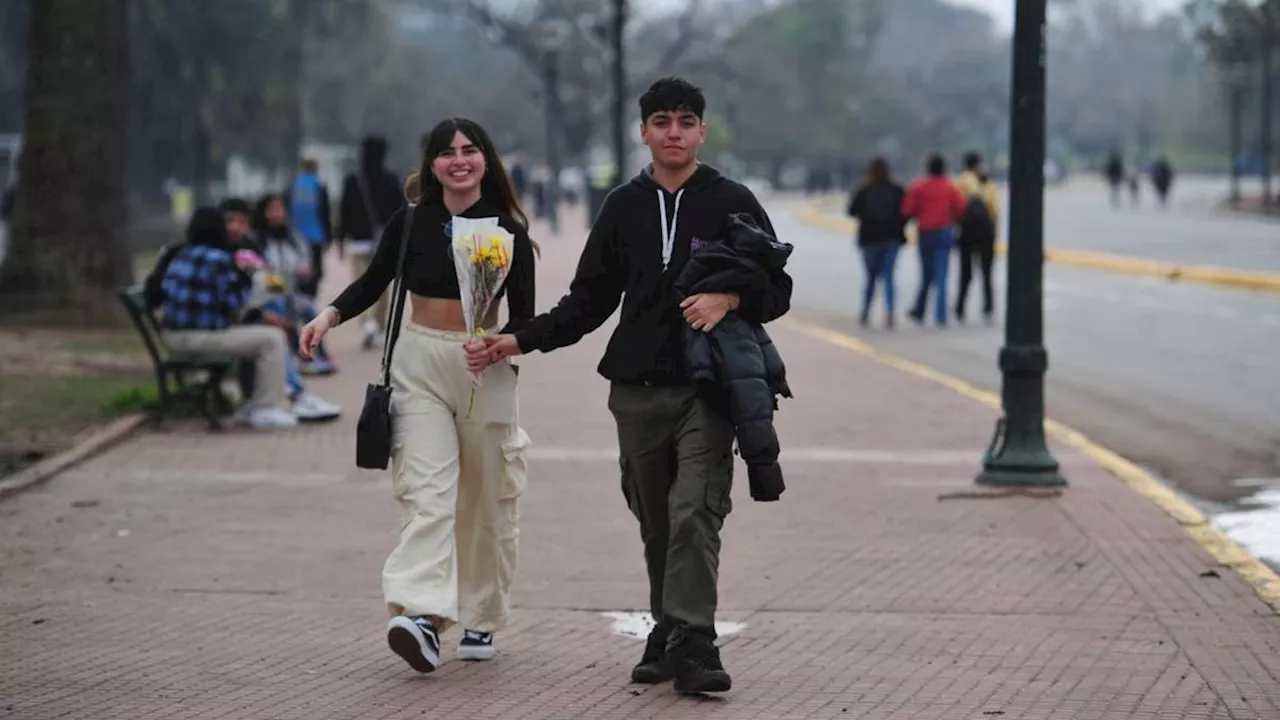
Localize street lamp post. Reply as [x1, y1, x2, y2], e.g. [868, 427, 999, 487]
[538, 21, 568, 234]
[611, 0, 628, 187]
[1226, 65, 1247, 206]
[1260, 3, 1273, 212]
[975, 0, 1067, 489]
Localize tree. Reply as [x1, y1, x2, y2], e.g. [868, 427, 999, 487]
[1190, 0, 1280, 66]
[713, 0, 888, 177]
[0, 0, 132, 324]
[126, 0, 394, 208]
[0, 0, 28, 133]
[412, 0, 724, 162]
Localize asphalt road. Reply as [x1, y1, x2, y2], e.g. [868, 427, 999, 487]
[766, 185, 1280, 510]
[1012, 175, 1280, 271]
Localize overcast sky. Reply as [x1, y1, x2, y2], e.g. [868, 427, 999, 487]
[640, 0, 1189, 33]
[941, 0, 1187, 31]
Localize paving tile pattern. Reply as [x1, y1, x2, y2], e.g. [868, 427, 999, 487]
[1, 203, 1277, 719]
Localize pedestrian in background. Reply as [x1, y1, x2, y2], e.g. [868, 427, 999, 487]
[847, 157, 906, 329]
[286, 157, 332, 299]
[338, 136, 406, 349]
[902, 153, 966, 327]
[954, 152, 1000, 324]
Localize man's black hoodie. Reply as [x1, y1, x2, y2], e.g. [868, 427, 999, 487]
[516, 164, 793, 384]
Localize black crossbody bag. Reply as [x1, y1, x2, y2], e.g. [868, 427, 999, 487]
[355, 204, 415, 470]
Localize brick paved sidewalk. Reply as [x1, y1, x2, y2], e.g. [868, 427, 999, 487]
[2, 202, 1279, 720]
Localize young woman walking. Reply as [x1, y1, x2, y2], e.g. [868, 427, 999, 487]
[847, 157, 907, 328]
[300, 118, 536, 673]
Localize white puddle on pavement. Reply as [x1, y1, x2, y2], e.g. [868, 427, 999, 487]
[1212, 484, 1280, 569]
[602, 611, 747, 640]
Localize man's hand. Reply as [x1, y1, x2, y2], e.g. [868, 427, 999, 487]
[464, 334, 523, 374]
[680, 292, 740, 333]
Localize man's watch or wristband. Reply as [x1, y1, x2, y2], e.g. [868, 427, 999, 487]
[325, 306, 342, 324]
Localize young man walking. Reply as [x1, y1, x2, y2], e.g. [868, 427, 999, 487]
[468, 77, 793, 693]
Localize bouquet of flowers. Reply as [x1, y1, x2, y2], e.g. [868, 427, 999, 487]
[451, 216, 516, 418]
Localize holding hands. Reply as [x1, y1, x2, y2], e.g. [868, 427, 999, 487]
[464, 334, 522, 374]
[462, 292, 740, 373]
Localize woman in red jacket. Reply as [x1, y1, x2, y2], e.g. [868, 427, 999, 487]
[901, 153, 967, 326]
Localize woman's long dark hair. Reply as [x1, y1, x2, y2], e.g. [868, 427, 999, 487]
[863, 156, 892, 186]
[407, 118, 531, 232]
[253, 193, 289, 239]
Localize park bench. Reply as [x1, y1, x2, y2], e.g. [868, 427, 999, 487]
[118, 285, 237, 431]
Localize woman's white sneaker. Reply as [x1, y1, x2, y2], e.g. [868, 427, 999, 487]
[457, 629, 496, 661]
[387, 616, 440, 673]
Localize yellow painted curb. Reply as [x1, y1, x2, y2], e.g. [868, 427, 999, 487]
[782, 317, 1280, 615]
[796, 200, 1280, 295]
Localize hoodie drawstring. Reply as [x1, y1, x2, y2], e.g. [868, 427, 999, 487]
[657, 188, 685, 272]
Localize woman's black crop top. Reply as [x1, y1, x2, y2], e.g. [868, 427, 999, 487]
[329, 199, 536, 333]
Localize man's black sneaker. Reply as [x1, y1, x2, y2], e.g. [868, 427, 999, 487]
[387, 615, 440, 673]
[457, 629, 497, 661]
[670, 638, 732, 694]
[630, 624, 673, 684]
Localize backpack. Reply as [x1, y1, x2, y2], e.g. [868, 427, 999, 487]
[961, 194, 995, 239]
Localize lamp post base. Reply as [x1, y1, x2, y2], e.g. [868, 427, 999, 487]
[975, 416, 1068, 488]
[975, 464, 1069, 488]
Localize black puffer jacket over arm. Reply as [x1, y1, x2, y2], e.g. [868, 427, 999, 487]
[674, 213, 794, 502]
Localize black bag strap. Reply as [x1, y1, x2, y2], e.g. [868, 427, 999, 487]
[378, 204, 415, 388]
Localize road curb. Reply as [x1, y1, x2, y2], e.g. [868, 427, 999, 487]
[0, 413, 147, 502]
[795, 200, 1280, 295]
[782, 318, 1280, 616]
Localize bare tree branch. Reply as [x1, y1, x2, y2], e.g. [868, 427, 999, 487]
[640, 0, 706, 77]
[402, 0, 544, 70]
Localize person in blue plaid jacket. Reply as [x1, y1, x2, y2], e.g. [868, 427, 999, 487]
[158, 207, 298, 431]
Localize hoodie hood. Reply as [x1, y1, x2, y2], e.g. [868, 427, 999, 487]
[631, 163, 725, 194]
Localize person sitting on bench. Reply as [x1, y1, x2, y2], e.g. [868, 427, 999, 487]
[157, 206, 298, 431]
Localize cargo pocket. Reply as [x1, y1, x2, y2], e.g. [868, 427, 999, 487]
[703, 449, 735, 519]
[500, 426, 531, 509]
[618, 456, 641, 520]
[389, 434, 412, 532]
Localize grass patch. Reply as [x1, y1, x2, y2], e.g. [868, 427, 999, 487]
[0, 326, 161, 467]
[0, 372, 155, 453]
[64, 333, 146, 356]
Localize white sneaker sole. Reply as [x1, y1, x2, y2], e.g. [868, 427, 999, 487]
[457, 643, 497, 661]
[386, 617, 439, 673]
[294, 409, 340, 423]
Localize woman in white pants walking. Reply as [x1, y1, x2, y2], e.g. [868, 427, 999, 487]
[300, 118, 537, 673]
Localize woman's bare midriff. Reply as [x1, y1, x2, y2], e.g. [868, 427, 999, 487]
[408, 294, 499, 333]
